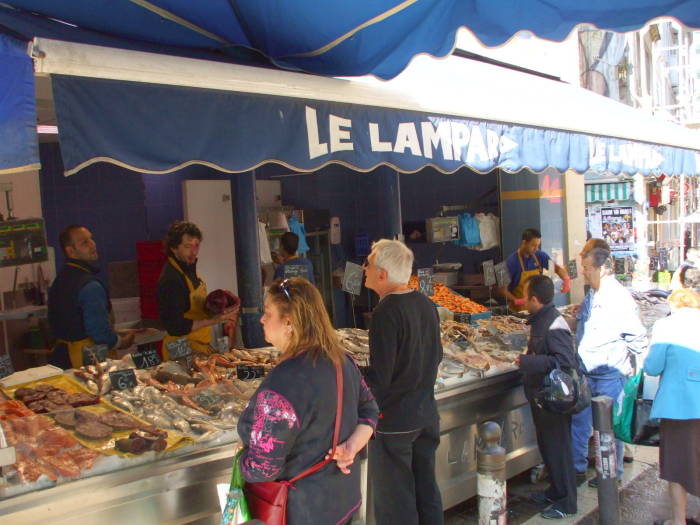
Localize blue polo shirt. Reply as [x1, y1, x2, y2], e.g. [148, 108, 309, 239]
[505, 250, 550, 292]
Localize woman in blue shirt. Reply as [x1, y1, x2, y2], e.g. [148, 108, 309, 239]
[645, 289, 700, 525]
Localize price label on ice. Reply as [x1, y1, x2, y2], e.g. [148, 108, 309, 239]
[109, 369, 137, 391]
[237, 365, 265, 381]
[166, 338, 192, 361]
[132, 343, 161, 369]
[82, 344, 109, 366]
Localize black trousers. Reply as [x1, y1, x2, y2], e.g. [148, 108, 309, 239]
[530, 401, 577, 514]
[369, 420, 443, 525]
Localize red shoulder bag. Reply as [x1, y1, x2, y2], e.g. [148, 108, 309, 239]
[244, 363, 343, 525]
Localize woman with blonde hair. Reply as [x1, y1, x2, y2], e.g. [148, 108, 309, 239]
[646, 288, 700, 525]
[237, 277, 378, 525]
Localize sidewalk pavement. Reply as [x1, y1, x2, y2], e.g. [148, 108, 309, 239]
[446, 445, 700, 525]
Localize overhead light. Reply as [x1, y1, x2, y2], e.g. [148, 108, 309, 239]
[37, 125, 58, 134]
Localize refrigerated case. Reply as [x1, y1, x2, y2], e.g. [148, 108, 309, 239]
[0, 363, 537, 525]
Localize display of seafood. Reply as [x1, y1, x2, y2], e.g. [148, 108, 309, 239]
[408, 277, 488, 314]
[336, 328, 370, 366]
[0, 400, 101, 484]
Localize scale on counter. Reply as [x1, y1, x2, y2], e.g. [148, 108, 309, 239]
[425, 216, 459, 243]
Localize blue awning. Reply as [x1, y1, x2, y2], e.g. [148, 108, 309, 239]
[0, 33, 39, 174]
[2, 1, 700, 79]
[52, 75, 700, 177]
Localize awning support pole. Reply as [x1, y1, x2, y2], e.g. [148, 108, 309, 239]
[231, 171, 266, 348]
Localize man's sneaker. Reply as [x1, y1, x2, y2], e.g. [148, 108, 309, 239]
[541, 505, 574, 520]
[530, 491, 554, 506]
[588, 476, 622, 489]
[576, 471, 588, 486]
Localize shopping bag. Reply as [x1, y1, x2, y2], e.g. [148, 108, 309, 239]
[613, 371, 641, 444]
[220, 449, 252, 525]
[613, 371, 660, 446]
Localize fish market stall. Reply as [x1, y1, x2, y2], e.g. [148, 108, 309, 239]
[0, 321, 537, 524]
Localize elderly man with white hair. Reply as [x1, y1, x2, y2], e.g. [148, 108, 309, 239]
[363, 239, 444, 525]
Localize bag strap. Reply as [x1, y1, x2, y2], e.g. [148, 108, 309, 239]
[288, 361, 343, 485]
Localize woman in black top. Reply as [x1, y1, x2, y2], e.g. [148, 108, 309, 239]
[238, 278, 378, 525]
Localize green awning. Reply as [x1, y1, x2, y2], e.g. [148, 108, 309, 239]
[585, 182, 631, 202]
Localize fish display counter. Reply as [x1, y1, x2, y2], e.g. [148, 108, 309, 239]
[0, 321, 538, 524]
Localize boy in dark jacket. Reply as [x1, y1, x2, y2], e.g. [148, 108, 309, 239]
[516, 275, 578, 519]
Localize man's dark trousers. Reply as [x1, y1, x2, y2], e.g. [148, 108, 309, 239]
[369, 419, 443, 525]
[530, 402, 577, 514]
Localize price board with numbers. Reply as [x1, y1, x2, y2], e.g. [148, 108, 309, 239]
[166, 338, 192, 361]
[132, 343, 162, 369]
[82, 344, 109, 366]
[417, 267, 434, 296]
[109, 369, 137, 391]
[566, 259, 578, 280]
[482, 260, 496, 287]
[237, 365, 266, 380]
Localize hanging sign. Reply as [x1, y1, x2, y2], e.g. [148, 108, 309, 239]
[482, 260, 496, 287]
[166, 338, 193, 361]
[342, 262, 364, 296]
[109, 369, 138, 391]
[567, 260, 578, 280]
[284, 264, 310, 279]
[494, 262, 511, 287]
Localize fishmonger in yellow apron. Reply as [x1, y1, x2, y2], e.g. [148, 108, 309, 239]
[161, 257, 213, 359]
[510, 251, 543, 312]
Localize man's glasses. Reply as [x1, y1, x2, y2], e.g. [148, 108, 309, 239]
[279, 279, 292, 301]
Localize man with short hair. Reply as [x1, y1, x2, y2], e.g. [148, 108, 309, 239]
[573, 238, 610, 347]
[48, 225, 134, 369]
[573, 247, 647, 487]
[158, 221, 238, 359]
[272, 231, 315, 285]
[363, 239, 444, 525]
[517, 275, 578, 519]
[670, 247, 700, 290]
[502, 228, 571, 311]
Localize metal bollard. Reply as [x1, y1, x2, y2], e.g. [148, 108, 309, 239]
[591, 395, 620, 525]
[477, 421, 507, 525]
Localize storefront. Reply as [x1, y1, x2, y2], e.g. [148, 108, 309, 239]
[1, 34, 700, 524]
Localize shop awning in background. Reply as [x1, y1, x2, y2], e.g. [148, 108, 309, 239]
[0, 33, 39, 174]
[2, 1, 700, 79]
[585, 182, 632, 203]
[43, 40, 700, 178]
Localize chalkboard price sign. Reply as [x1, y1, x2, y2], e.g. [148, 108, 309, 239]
[0, 353, 14, 380]
[132, 343, 161, 369]
[166, 338, 192, 361]
[566, 259, 578, 280]
[482, 260, 496, 287]
[494, 262, 511, 288]
[82, 344, 109, 366]
[237, 365, 266, 380]
[284, 264, 310, 279]
[342, 262, 364, 296]
[109, 369, 137, 391]
[417, 268, 434, 296]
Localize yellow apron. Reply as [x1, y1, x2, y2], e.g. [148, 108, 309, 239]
[55, 262, 115, 368]
[510, 251, 543, 312]
[162, 257, 213, 359]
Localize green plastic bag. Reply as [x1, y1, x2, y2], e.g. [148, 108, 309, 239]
[613, 370, 642, 444]
[220, 448, 252, 525]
